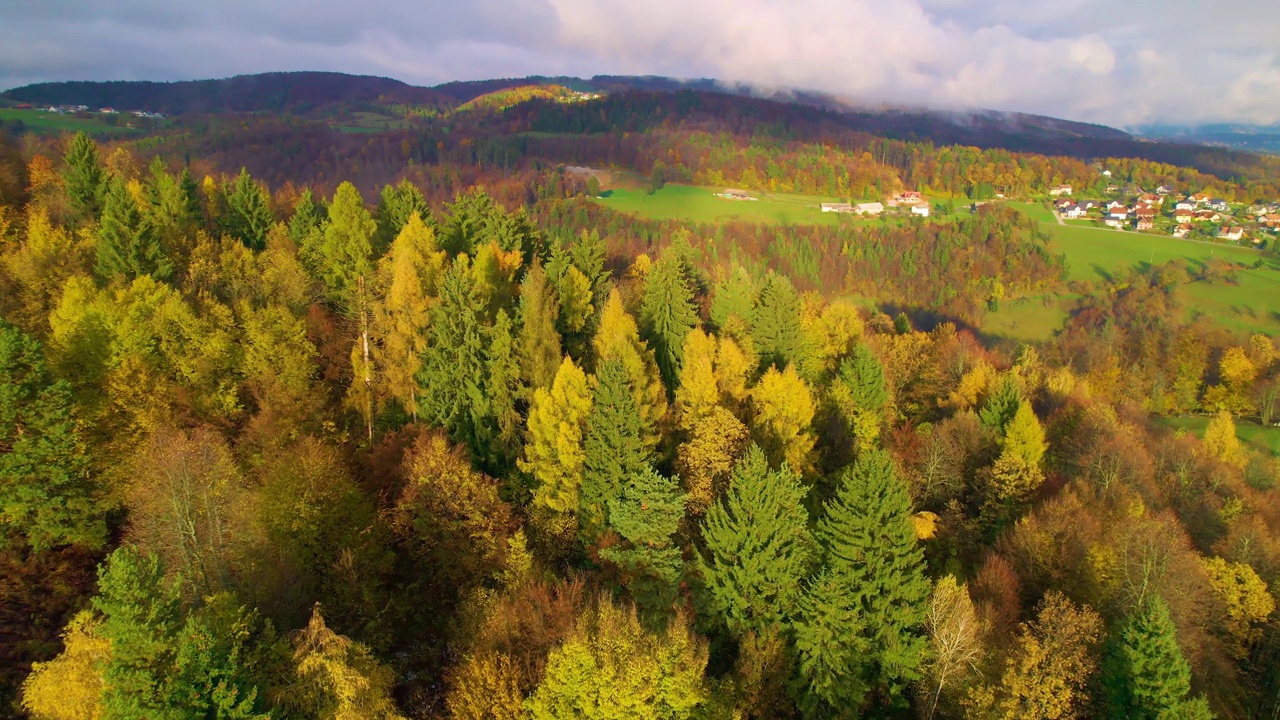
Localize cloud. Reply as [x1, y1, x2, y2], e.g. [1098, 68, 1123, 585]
[0, 0, 1277, 127]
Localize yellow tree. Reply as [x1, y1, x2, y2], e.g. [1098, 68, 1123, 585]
[471, 240, 523, 318]
[676, 406, 750, 515]
[593, 289, 667, 446]
[519, 357, 592, 514]
[984, 400, 1047, 528]
[20, 611, 109, 720]
[373, 212, 444, 420]
[675, 328, 720, 430]
[1201, 556, 1276, 660]
[1202, 410, 1247, 470]
[1203, 347, 1258, 415]
[2, 207, 87, 331]
[749, 364, 816, 472]
[286, 605, 406, 720]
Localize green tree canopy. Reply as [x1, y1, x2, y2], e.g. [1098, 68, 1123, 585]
[96, 177, 172, 283]
[640, 251, 698, 392]
[581, 359, 653, 537]
[1104, 596, 1207, 720]
[62, 132, 107, 223]
[221, 168, 274, 251]
[601, 467, 686, 622]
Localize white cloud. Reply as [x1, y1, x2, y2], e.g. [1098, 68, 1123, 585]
[0, 0, 1276, 126]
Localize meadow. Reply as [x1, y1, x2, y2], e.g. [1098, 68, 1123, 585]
[593, 183, 883, 226]
[0, 108, 138, 135]
[1159, 415, 1280, 458]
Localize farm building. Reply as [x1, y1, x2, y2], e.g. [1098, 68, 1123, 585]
[854, 202, 885, 215]
[722, 189, 757, 201]
[820, 202, 854, 213]
[909, 204, 930, 217]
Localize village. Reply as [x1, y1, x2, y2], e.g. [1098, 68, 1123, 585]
[722, 188, 933, 218]
[11, 102, 167, 119]
[1049, 180, 1280, 247]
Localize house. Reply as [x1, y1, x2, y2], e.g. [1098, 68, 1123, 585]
[1135, 218, 1154, 231]
[1157, 185, 1174, 195]
[1061, 204, 1087, 219]
[1175, 200, 1197, 211]
[723, 189, 757, 201]
[1049, 185, 1073, 196]
[1108, 206, 1129, 220]
[1207, 198, 1229, 211]
[909, 204, 930, 217]
[1106, 200, 1126, 211]
[1077, 199, 1098, 209]
[1134, 204, 1157, 219]
[1105, 217, 1126, 229]
[1188, 193, 1211, 204]
[1195, 210, 1221, 222]
[1219, 226, 1244, 241]
[1174, 210, 1194, 223]
[1260, 214, 1280, 228]
[1054, 198, 1075, 211]
[1139, 193, 1163, 206]
[854, 202, 885, 215]
[1172, 223, 1192, 238]
[897, 191, 922, 204]
[99, 108, 117, 114]
[1101, 169, 1113, 177]
[820, 202, 853, 213]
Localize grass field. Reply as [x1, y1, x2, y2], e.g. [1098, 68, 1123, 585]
[982, 295, 1074, 343]
[0, 108, 137, 135]
[593, 184, 884, 226]
[1158, 416, 1280, 457]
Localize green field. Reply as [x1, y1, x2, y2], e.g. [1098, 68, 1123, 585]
[593, 184, 882, 226]
[982, 295, 1074, 343]
[0, 108, 138, 135]
[1159, 416, 1280, 457]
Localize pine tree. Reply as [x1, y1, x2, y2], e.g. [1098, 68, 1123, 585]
[373, 212, 443, 421]
[640, 252, 698, 392]
[143, 157, 195, 253]
[752, 271, 804, 371]
[593, 289, 667, 448]
[96, 177, 172, 282]
[520, 357, 592, 514]
[516, 261, 563, 392]
[442, 189, 498, 256]
[600, 467, 685, 622]
[221, 168, 273, 250]
[1104, 596, 1205, 720]
[417, 257, 490, 452]
[305, 181, 375, 312]
[177, 167, 203, 226]
[62, 132, 107, 223]
[794, 568, 869, 719]
[580, 359, 652, 536]
[288, 188, 325, 246]
[979, 376, 1022, 433]
[699, 445, 812, 637]
[839, 343, 889, 411]
[374, 178, 432, 256]
[0, 321, 104, 550]
[816, 449, 930, 703]
[710, 264, 756, 330]
[484, 309, 524, 473]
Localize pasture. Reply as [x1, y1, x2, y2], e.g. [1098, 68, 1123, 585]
[593, 184, 883, 226]
[0, 108, 137, 135]
[1159, 416, 1280, 458]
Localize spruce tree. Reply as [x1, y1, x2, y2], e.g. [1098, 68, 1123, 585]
[816, 449, 930, 703]
[442, 189, 497, 256]
[373, 178, 432, 256]
[600, 467, 686, 622]
[95, 177, 172, 282]
[62, 132, 107, 223]
[308, 181, 375, 311]
[839, 343, 889, 411]
[417, 258, 490, 453]
[483, 309, 523, 474]
[288, 188, 325, 246]
[1104, 596, 1207, 720]
[221, 168, 273, 250]
[516, 261, 563, 392]
[177, 167, 203, 226]
[794, 568, 870, 719]
[699, 444, 813, 637]
[751, 271, 804, 370]
[0, 321, 104, 550]
[580, 359, 652, 536]
[710, 264, 756, 330]
[979, 376, 1022, 433]
[640, 252, 698, 392]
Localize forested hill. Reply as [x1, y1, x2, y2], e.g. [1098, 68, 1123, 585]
[1, 71, 453, 115]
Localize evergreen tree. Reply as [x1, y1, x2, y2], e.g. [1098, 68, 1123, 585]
[288, 188, 325, 246]
[374, 178, 432, 256]
[373, 212, 444, 421]
[580, 359, 652, 536]
[0, 321, 104, 550]
[752, 271, 804, 370]
[816, 449, 930, 704]
[979, 376, 1022, 433]
[699, 445, 812, 637]
[417, 257, 491, 453]
[794, 568, 869, 719]
[570, 229, 609, 300]
[96, 177, 172, 282]
[593, 289, 667, 448]
[516, 261, 563, 392]
[305, 181, 375, 311]
[221, 168, 273, 250]
[710, 264, 756, 330]
[442, 189, 497, 256]
[640, 252, 698, 392]
[286, 606, 406, 720]
[838, 343, 889, 411]
[143, 156, 195, 252]
[62, 132, 107, 223]
[600, 467, 686, 622]
[177, 167, 203, 226]
[1104, 596, 1207, 720]
[484, 309, 524, 473]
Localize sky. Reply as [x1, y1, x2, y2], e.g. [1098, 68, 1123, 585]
[2, 0, 1278, 129]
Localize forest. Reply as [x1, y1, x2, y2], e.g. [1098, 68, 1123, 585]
[0, 98, 1278, 720]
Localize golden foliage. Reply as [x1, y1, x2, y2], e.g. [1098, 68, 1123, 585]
[520, 357, 592, 514]
[749, 364, 816, 473]
[20, 611, 108, 720]
[1201, 555, 1276, 659]
[1203, 411, 1247, 471]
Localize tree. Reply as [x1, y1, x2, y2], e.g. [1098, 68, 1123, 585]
[286, 605, 406, 720]
[484, 309, 524, 471]
[221, 168, 273, 250]
[373, 211, 444, 420]
[832, 344, 890, 451]
[675, 328, 720, 430]
[417, 257, 491, 451]
[981, 592, 1103, 720]
[304, 181, 375, 311]
[143, 157, 197, 257]
[520, 357, 592, 515]
[816, 449, 930, 704]
[62, 132, 106, 223]
[288, 188, 325, 246]
[601, 467, 686, 621]
[699, 445, 812, 637]
[1, 206, 85, 329]
[979, 376, 1023, 434]
[923, 576, 982, 720]
[749, 364, 816, 472]
[373, 178, 431, 255]
[1103, 596, 1206, 720]
[96, 177, 172, 283]
[676, 406, 749, 515]
[20, 611, 109, 720]
[1203, 347, 1258, 415]
[517, 261, 563, 392]
[593, 289, 667, 447]
[640, 252, 698, 392]
[525, 600, 709, 720]
[793, 568, 868, 719]
[1202, 411, 1247, 470]
[0, 321, 104, 550]
[1201, 555, 1275, 660]
[710, 264, 756, 330]
[984, 400, 1047, 528]
[752, 272, 805, 371]
[581, 359, 653, 535]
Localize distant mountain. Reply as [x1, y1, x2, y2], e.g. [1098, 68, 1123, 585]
[1134, 123, 1280, 155]
[2, 71, 451, 115]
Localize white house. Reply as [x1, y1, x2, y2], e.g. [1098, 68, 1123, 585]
[1049, 185, 1073, 196]
[1207, 198, 1230, 211]
[1219, 226, 1244, 241]
[820, 202, 853, 213]
[1061, 204, 1087, 219]
[1105, 217, 1125, 229]
[909, 204, 930, 217]
[855, 202, 885, 215]
[1175, 200, 1197, 211]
